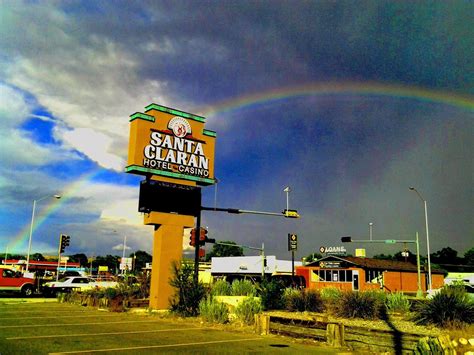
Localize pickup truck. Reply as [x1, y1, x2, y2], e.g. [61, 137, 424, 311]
[0, 267, 36, 296]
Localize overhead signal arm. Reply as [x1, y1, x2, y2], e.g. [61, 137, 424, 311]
[201, 206, 300, 218]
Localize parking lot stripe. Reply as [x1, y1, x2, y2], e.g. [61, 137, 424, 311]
[0, 314, 125, 320]
[7, 327, 200, 340]
[48, 338, 264, 354]
[0, 319, 166, 329]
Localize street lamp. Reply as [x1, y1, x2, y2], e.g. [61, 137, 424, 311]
[409, 187, 432, 292]
[369, 222, 373, 241]
[26, 194, 61, 272]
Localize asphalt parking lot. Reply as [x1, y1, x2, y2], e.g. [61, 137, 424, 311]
[0, 297, 340, 354]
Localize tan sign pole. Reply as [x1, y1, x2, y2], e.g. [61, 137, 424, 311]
[126, 104, 216, 310]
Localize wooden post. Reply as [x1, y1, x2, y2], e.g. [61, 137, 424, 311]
[326, 322, 345, 347]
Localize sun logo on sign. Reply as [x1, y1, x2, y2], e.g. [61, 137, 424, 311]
[168, 117, 192, 138]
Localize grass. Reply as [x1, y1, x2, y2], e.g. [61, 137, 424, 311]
[0, 297, 335, 354]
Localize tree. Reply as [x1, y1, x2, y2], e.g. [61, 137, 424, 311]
[464, 247, 474, 266]
[373, 254, 394, 260]
[130, 250, 152, 272]
[303, 253, 322, 263]
[69, 253, 89, 267]
[205, 241, 244, 262]
[431, 247, 461, 265]
[30, 253, 46, 261]
[93, 255, 120, 273]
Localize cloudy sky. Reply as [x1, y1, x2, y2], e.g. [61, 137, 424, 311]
[1, 1, 472, 261]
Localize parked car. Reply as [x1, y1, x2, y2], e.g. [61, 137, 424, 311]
[43, 276, 97, 295]
[43, 276, 117, 295]
[0, 266, 36, 297]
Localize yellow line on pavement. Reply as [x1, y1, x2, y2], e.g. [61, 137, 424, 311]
[0, 319, 165, 329]
[0, 314, 125, 320]
[48, 338, 263, 354]
[7, 327, 201, 340]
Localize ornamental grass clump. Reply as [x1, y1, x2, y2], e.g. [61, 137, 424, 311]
[211, 279, 231, 296]
[412, 285, 474, 328]
[334, 290, 385, 320]
[199, 297, 229, 324]
[285, 288, 324, 312]
[386, 292, 411, 314]
[235, 297, 262, 325]
[231, 279, 256, 296]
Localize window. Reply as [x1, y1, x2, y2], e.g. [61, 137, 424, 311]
[315, 269, 353, 283]
[2, 269, 16, 278]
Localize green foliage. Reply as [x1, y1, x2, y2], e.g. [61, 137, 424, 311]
[412, 285, 474, 328]
[199, 297, 229, 324]
[235, 297, 262, 325]
[205, 241, 244, 262]
[258, 279, 286, 310]
[386, 292, 410, 313]
[231, 279, 256, 296]
[211, 280, 231, 296]
[169, 261, 207, 317]
[284, 288, 324, 312]
[333, 291, 385, 320]
[130, 250, 152, 271]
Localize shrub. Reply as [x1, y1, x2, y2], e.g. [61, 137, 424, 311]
[235, 297, 262, 325]
[211, 279, 231, 296]
[284, 288, 305, 312]
[412, 286, 474, 328]
[333, 291, 385, 319]
[258, 279, 286, 310]
[199, 297, 229, 324]
[386, 292, 410, 313]
[284, 288, 324, 312]
[169, 262, 207, 317]
[231, 279, 256, 296]
[304, 289, 325, 312]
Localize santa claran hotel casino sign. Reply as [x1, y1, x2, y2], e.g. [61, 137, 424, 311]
[126, 104, 216, 186]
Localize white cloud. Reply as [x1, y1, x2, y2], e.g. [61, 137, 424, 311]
[57, 127, 126, 172]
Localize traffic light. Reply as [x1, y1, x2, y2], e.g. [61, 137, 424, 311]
[190, 228, 215, 246]
[341, 236, 352, 243]
[189, 230, 197, 247]
[283, 209, 300, 218]
[60, 234, 70, 253]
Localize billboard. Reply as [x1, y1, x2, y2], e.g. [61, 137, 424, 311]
[126, 104, 216, 186]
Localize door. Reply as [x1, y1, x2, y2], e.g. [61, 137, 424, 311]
[353, 271, 359, 291]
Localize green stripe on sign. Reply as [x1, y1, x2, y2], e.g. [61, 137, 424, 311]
[125, 165, 215, 185]
[203, 129, 217, 137]
[144, 104, 206, 123]
[129, 112, 155, 122]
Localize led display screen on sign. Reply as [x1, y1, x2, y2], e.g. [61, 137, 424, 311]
[126, 104, 216, 186]
[138, 179, 201, 217]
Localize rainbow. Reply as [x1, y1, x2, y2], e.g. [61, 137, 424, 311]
[199, 81, 474, 117]
[6, 169, 101, 254]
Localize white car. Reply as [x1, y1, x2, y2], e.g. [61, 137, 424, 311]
[44, 276, 116, 295]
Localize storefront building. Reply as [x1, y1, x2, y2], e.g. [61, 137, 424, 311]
[296, 255, 444, 294]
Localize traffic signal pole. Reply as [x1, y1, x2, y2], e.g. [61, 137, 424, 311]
[193, 208, 202, 284]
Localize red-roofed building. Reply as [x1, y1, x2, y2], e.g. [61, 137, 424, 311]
[2, 259, 81, 273]
[296, 255, 445, 295]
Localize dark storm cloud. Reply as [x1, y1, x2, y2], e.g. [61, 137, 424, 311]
[49, 1, 473, 102]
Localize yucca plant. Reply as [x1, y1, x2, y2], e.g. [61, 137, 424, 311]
[333, 291, 385, 319]
[412, 286, 474, 328]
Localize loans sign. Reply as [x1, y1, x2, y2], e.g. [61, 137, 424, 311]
[126, 104, 216, 185]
